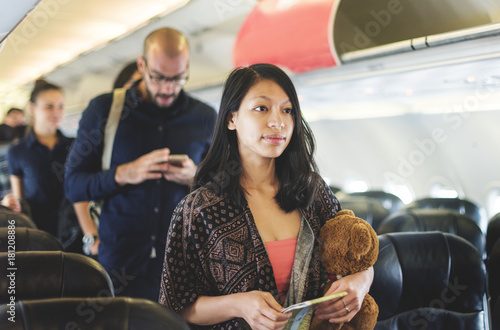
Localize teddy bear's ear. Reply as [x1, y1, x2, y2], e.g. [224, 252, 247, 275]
[350, 223, 374, 259]
[336, 209, 355, 218]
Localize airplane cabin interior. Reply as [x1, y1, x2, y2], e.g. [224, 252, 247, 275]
[1, 0, 500, 329]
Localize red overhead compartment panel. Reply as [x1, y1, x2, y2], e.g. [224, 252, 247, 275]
[233, 0, 340, 73]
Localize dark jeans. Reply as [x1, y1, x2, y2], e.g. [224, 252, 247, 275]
[109, 257, 162, 302]
[115, 274, 161, 302]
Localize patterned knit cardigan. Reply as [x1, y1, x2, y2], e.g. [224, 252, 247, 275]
[159, 179, 341, 329]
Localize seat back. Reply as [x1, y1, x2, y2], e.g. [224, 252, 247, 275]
[0, 297, 190, 329]
[328, 185, 342, 194]
[494, 296, 500, 330]
[378, 209, 486, 259]
[0, 228, 62, 252]
[0, 209, 36, 229]
[337, 195, 389, 232]
[489, 239, 500, 309]
[487, 213, 500, 255]
[349, 190, 404, 214]
[403, 197, 485, 232]
[371, 232, 488, 330]
[0, 251, 114, 304]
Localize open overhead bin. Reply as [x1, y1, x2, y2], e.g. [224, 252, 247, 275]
[233, 0, 500, 72]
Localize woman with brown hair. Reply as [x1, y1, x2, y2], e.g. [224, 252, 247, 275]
[8, 80, 73, 237]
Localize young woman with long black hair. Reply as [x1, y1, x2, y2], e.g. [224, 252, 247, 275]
[160, 63, 373, 329]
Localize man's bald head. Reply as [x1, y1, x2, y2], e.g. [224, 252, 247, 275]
[138, 27, 190, 109]
[143, 27, 189, 59]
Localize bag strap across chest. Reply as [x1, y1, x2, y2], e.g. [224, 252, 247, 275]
[102, 88, 126, 170]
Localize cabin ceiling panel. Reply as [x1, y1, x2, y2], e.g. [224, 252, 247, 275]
[0, 0, 256, 114]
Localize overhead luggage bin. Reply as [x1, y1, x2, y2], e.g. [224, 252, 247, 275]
[233, 0, 341, 73]
[234, 0, 500, 73]
[335, 0, 500, 58]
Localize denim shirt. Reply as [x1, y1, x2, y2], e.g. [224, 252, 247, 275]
[64, 81, 217, 276]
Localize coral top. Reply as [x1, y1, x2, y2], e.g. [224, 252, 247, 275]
[265, 237, 298, 302]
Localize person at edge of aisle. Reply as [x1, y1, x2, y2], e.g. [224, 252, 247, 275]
[8, 79, 73, 237]
[0, 107, 26, 142]
[113, 61, 142, 90]
[64, 27, 217, 301]
[159, 63, 374, 329]
[0, 107, 25, 197]
[73, 61, 146, 259]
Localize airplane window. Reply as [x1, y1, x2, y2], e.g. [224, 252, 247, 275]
[344, 179, 368, 193]
[486, 186, 500, 219]
[383, 182, 413, 204]
[322, 177, 332, 186]
[429, 182, 459, 198]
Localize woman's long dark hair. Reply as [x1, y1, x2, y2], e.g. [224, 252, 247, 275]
[113, 62, 138, 89]
[193, 63, 320, 212]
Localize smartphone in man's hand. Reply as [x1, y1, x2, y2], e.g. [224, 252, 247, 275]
[168, 154, 188, 167]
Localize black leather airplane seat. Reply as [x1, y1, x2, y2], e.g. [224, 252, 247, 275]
[0, 251, 114, 304]
[337, 195, 390, 232]
[348, 190, 403, 215]
[371, 232, 488, 330]
[493, 296, 500, 330]
[489, 239, 500, 314]
[329, 185, 342, 194]
[378, 208, 486, 259]
[487, 212, 500, 255]
[0, 207, 35, 229]
[0, 227, 62, 252]
[403, 197, 483, 231]
[0, 297, 190, 330]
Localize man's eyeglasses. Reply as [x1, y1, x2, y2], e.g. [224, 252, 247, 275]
[143, 58, 188, 86]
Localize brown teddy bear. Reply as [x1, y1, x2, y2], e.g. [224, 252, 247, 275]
[310, 209, 379, 330]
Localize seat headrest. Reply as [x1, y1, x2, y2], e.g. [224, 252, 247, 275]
[487, 213, 500, 255]
[0, 251, 114, 304]
[371, 232, 486, 321]
[349, 190, 404, 214]
[378, 209, 486, 259]
[0, 209, 36, 229]
[403, 197, 482, 229]
[0, 297, 190, 329]
[0, 228, 62, 252]
[337, 196, 389, 231]
[488, 240, 500, 305]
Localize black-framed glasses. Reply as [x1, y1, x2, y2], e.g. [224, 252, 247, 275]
[143, 58, 189, 86]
